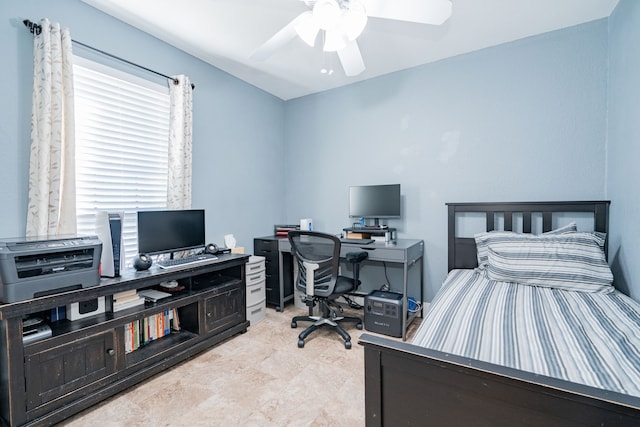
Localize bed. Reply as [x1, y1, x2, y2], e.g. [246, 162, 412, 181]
[359, 201, 640, 426]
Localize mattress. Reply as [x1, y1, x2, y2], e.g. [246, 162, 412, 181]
[412, 269, 640, 397]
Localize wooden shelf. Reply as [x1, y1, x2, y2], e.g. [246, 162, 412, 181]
[125, 330, 198, 366]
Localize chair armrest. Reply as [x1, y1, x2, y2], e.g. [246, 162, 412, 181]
[303, 261, 319, 297]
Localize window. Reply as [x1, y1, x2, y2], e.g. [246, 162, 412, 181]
[73, 57, 170, 265]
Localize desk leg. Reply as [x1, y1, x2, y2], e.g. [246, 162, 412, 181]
[402, 256, 423, 341]
[402, 262, 408, 341]
[277, 249, 285, 312]
[420, 257, 424, 318]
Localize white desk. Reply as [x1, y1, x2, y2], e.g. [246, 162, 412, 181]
[277, 238, 424, 341]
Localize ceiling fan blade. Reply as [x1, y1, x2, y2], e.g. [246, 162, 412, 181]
[295, 11, 319, 46]
[250, 12, 309, 61]
[337, 40, 365, 76]
[365, 0, 452, 25]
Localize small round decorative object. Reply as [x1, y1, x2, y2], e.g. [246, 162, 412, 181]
[133, 253, 152, 271]
[204, 243, 219, 255]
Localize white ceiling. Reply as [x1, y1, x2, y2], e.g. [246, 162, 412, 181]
[80, 0, 619, 100]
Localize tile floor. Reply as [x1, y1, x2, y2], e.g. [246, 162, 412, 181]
[61, 304, 419, 427]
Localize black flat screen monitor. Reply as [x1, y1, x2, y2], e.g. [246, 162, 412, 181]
[349, 184, 401, 222]
[137, 209, 205, 255]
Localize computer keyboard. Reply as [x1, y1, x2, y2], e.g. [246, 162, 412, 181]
[340, 238, 374, 245]
[156, 254, 217, 269]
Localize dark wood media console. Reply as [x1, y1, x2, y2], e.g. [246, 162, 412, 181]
[0, 254, 250, 427]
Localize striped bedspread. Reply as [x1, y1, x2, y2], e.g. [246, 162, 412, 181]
[412, 269, 640, 397]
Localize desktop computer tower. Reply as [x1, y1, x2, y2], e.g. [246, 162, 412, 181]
[364, 290, 403, 337]
[95, 211, 123, 277]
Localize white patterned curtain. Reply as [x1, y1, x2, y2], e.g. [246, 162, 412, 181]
[26, 19, 77, 238]
[167, 75, 193, 210]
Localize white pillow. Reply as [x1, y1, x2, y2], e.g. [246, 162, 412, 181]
[474, 222, 577, 266]
[485, 232, 613, 293]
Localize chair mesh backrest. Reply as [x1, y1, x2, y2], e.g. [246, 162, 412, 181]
[288, 231, 341, 297]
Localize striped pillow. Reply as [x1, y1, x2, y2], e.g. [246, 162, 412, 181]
[485, 232, 613, 293]
[474, 222, 577, 266]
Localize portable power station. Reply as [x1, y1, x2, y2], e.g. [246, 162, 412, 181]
[364, 290, 403, 337]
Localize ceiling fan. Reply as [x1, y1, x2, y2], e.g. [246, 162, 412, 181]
[251, 0, 453, 76]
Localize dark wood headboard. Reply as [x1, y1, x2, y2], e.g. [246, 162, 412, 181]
[447, 201, 611, 271]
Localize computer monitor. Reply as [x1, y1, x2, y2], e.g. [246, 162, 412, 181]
[349, 184, 401, 225]
[137, 209, 205, 256]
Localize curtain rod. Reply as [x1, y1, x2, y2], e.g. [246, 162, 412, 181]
[23, 19, 195, 90]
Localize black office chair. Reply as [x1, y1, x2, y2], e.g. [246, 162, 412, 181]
[288, 231, 364, 349]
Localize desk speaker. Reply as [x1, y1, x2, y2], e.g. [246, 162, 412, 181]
[205, 243, 219, 255]
[133, 253, 152, 271]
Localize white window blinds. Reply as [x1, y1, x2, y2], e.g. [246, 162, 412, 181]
[73, 57, 170, 266]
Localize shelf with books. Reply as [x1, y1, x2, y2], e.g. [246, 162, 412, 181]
[123, 306, 189, 364]
[124, 309, 173, 353]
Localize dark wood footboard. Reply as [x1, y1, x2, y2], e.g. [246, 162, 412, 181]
[360, 333, 640, 427]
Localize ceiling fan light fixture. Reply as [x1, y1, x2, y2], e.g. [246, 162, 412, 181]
[313, 0, 342, 30]
[295, 12, 320, 46]
[323, 29, 348, 52]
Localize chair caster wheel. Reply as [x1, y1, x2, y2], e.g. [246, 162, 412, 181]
[291, 321, 297, 328]
[356, 323, 363, 330]
[298, 339, 305, 348]
[345, 341, 352, 350]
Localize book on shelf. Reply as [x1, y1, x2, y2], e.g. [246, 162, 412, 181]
[113, 289, 138, 302]
[113, 296, 145, 312]
[132, 321, 138, 351]
[142, 317, 149, 344]
[147, 315, 155, 342]
[171, 307, 181, 331]
[124, 321, 135, 354]
[155, 312, 164, 339]
[164, 310, 170, 335]
[346, 232, 371, 239]
[155, 313, 160, 340]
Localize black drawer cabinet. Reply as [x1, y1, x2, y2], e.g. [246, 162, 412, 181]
[253, 237, 293, 311]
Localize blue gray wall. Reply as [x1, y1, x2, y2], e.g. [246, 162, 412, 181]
[0, 0, 285, 250]
[607, 0, 640, 300]
[284, 20, 609, 300]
